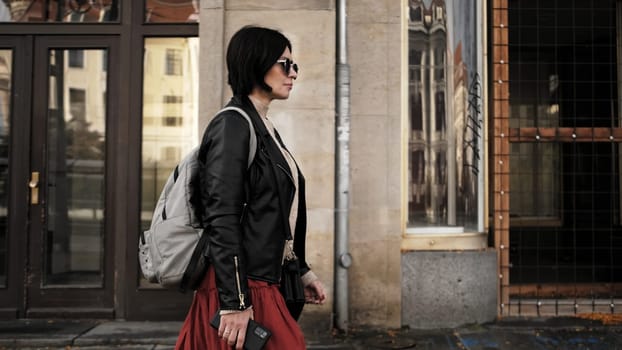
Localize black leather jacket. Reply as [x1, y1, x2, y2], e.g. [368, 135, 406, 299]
[196, 95, 310, 311]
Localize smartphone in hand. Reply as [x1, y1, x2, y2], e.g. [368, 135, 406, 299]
[210, 311, 271, 350]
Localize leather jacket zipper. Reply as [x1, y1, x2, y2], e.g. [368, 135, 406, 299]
[239, 203, 248, 224]
[276, 163, 296, 187]
[234, 256, 246, 309]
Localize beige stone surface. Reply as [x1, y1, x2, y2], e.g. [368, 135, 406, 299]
[198, 7, 226, 132]
[350, 208, 401, 242]
[347, 2, 403, 328]
[349, 239, 402, 327]
[350, 115, 389, 198]
[349, 22, 390, 117]
[348, 0, 401, 24]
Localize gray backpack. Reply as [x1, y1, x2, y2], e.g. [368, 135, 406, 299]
[139, 107, 257, 291]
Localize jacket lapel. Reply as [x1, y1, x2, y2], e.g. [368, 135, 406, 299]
[231, 96, 295, 240]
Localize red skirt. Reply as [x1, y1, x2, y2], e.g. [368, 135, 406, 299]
[175, 267, 307, 349]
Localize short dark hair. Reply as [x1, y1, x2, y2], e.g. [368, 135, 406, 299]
[226, 26, 292, 96]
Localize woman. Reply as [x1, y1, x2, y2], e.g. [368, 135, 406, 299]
[175, 26, 326, 350]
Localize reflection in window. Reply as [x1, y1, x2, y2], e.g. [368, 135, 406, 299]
[0, 51, 11, 288]
[407, 0, 482, 231]
[410, 5, 422, 22]
[165, 49, 182, 76]
[433, 47, 444, 81]
[45, 49, 107, 286]
[0, 0, 119, 23]
[162, 146, 180, 161]
[163, 116, 183, 127]
[435, 91, 445, 131]
[510, 143, 561, 224]
[145, 0, 199, 23]
[68, 50, 84, 68]
[141, 38, 198, 288]
[69, 88, 86, 121]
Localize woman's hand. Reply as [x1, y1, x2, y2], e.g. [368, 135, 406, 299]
[304, 280, 326, 305]
[218, 307, 254, 350]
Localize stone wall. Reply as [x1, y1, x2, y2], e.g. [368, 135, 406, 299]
[347, 0, 403, 328]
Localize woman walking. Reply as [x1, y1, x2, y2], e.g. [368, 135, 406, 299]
[175, 25, 326, 350]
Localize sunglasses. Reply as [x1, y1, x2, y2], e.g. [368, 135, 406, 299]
[276, 58, 299, 74]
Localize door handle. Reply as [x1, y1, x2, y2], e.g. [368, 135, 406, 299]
[29, 171, 39, 205]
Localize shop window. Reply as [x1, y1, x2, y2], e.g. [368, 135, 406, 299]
[145, 0, 199, 23]
[141, 38, 199, 249]
[0, 0, 120, 23]
[406, 0, 483, 232]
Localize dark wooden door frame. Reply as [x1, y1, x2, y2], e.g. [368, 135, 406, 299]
[0, 0, 199, 320]
[25, 36, 120, 318]
[0, 36, 33, 319]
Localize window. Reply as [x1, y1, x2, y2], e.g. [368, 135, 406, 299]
[142, 39, 199, 263]
[433, 47, 444, 81]
[165, 49, 182, 75]
[163, 95, 183, 104]
[407, 0, 482, 231]
[434, 91, 445, 132]
[68, 50, 84, 68]
[162, 95, 182, 122]
[410, 5, 422, 22]
[163, 117, 183, 127]
[435, 5, 444, 23]
[0, 0, 120, 23]
[69, 88, 86, 122]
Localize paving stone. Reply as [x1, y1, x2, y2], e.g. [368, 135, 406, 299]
[0, 319, 96, 348]
[73, 321, 181, 347]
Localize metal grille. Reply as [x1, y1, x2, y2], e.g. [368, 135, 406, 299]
[498, 0, 622, 316]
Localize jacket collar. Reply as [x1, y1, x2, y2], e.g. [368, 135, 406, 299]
[228, 95, 296, 239]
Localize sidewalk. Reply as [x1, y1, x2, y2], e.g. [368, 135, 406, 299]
[1, 317, 622, 349]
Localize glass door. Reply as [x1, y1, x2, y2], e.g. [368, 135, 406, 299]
[0, 36, 31, 319]
[25, 36, 118, 317]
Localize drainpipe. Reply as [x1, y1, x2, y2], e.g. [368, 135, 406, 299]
[335, 0, 351, 333]
[477, 0, 485, 233]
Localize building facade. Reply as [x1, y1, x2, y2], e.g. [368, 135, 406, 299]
[0, 0, 620, 330]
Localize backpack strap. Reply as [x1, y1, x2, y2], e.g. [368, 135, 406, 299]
[219, 106, 257, 168]
[179, 107, 258, 293]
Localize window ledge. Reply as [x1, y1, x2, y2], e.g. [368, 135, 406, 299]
[401, 230, 487, 251]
